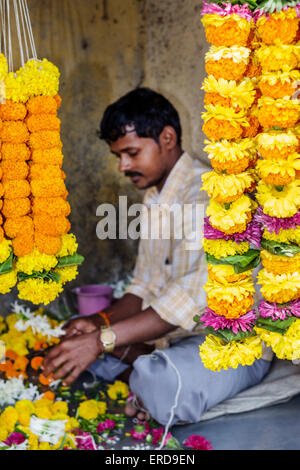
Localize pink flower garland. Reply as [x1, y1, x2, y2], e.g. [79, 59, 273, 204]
[254, 206, 300, 235]
[258, 299, 300, 321]
[204, 217, 263, 247]
[201, 1, 253, 21]
[200, 308, 257, 334]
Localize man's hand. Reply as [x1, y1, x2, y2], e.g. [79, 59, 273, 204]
[64, 314, 102, 338]
[42, 329, 103, 386]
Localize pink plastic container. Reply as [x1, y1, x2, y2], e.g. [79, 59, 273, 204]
[73, 284, 113, 316]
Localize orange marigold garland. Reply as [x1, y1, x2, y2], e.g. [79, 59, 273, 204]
[0, 54, 83, 304]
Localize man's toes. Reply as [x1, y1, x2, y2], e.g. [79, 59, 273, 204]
[125, 399, 138, 417]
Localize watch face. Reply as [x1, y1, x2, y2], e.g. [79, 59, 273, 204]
[102, 330, 115, 344]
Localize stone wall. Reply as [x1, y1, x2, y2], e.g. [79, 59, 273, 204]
[0, 0, 209, 312]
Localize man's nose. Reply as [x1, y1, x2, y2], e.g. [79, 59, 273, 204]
[118, 155, 132, 173]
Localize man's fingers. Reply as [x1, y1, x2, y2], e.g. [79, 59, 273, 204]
[62, 367, 81, 386]
[52, 361, 75, 381]
[43, 349, 68, 376]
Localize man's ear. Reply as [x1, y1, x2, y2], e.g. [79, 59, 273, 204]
[159, 126, 178, 150]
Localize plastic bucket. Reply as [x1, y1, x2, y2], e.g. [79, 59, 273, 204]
[73, 284, 113, 316]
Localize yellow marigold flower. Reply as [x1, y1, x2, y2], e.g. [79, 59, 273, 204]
[15, 58, 59, 101]
[15, 400, 35, 415]
[38, 442, 52, 451]
[258, 96, 300, 129]
[34, 232, 62, 256]
[263, 226, 300, 246]
[203, 238, 249, 259]
[26, 95, 59, 115]
[202, 13, 252, 47]
[207, 263, 252, 283]
[1, 142, 31, 161]
[202, 76, 256, 111]
[0, 238, 12, 263]
[0, 100, 27, 121]
[16, 247, 58, 275]
[255, 319, 300, 361]
[78, 400, 107, 420]
[256, 154, 300, 185]
[65, 417, 80, 432]
[255, 46, 300, 72]
[31, 147, 64, 167]
[0, 53, 8, 79]
[204, 138, 256, 175]
[107, 380, 129, 400]
[257, 269, 300, 303]
[54, 266, 78, 284]
[205, 276, 255, 304]
[28, 432, 39, 450]
[256, 8, 299, 45]
[17, 278, 64, 305]
[0, 427, 8, 442]
[26, 114, 61, 133]
[201, 170, 256, 203]
[28, 130, 62, 151]
[205, 45, 250, 80]
[0, 406, 18, 433]
[56, 233, 78, 257]
[260, 249, 300, 275]
[51, 401, 69, 415]
[0, 270, 18, 294]
[207, 194, 256, 234]
[256, 130, 299, 160]
[0, 121, 29, 144]
[199, 334, 262, 372]
[17, 410, 31, 427]
[256, 180, 300, 218]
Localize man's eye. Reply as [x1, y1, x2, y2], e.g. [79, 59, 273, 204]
[128, 152, 138, 157]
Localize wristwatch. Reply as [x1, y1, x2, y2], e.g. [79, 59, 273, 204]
[100, 325, 116, 354]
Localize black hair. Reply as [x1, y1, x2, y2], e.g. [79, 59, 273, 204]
[99, 87, 182, 146]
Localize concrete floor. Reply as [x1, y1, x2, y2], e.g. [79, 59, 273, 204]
[172, 394, 300, 450]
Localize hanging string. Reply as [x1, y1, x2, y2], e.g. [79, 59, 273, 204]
[22, 0, 37, 62]
[6, 0, 13, 73]
[13, 0, 25, 68]
[19, 0, 29, 62]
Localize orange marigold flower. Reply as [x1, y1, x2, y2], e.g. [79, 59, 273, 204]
[2, 179, 30, 199]
[259, 80, 296, 99]
[53, 94, 62, 110]
[2, 198, 31, 218]
[13, 356, 29, 372]
[205, 59, 248, 81]
[1, 143, 31, 161]
[204, 92, 241, 111]
[33, 339, 48, 350]
[203, 118, 243, 140]
[245, 56, 262, 78]
[207, 293, 254, 318]
[0, 100, 27, 121]
[4, 216, 34, 238]
[31, 147, 63, 167]
[0, 182, 4, 198]
[211, 155, 250, 174]
[12, 233, 35, 257]
[35, 232, 62, 255]
[257, 14, 298, 45]
[259, 145, 298, 161]
[31, 356, 44, 371]
[29, 163, 65, 181]
[26, 114, 61, 133]
[34, 215, 70, 236]
[5, 350, 18, 360]
[39, 373, 55, 386]
[1, 121, 29, 143]
[42, 391, 55, 401]
[26, 96, 58, 115]
[31, 178, 66, 198]
[258, 104, 299, 129]
[28, 130, 62, 150]
[241, 114, 260, 138]
[1, 161, 29, 181]
[32, 197, 71, 217]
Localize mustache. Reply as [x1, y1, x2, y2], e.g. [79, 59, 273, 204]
[125, 171, 143, 177]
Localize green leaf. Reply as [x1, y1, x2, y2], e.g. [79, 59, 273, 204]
[261, 238, 300, 257]
[0, 251, 13, 275]
[256, 315, 296, 334]
[17, 270, 61, 283]
[205, 249, 261, 273]
[56, 253, 85, 268]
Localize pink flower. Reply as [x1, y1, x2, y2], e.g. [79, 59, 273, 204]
[131, 421, 150, 440]
[254, 207, 300, 235]
[258, 300, 300, 321]
[201, 1, 253, 20]
[184, 434, 213, 450]
[75, 430, 97, 450]
[151, 427, 172, 445]
[96, 419, 116, 434]
[4, 432, 26, 446]
[200, 308, 256, 334]
[204, 217, 262, 247]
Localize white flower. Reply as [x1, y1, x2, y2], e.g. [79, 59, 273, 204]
[0, 377, 42, 407]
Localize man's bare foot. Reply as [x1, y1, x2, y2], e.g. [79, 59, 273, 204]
[125, 394, 150, 421]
